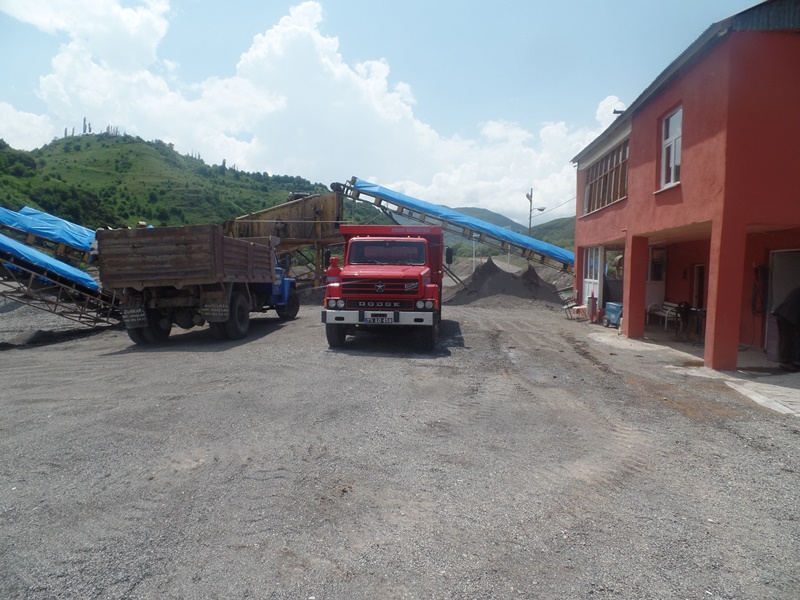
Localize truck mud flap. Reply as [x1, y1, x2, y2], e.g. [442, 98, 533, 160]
[200, 302, 229, 322]
[122, 307, 147, 329]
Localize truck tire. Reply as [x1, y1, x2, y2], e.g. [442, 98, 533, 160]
[277, 288, 300, 320]
[142, 310, 171, 343]
[325, 323, 347, 348]
[224, 292, 250, 340]
[419, 321, 438, 352]
[127, 327, 149, 345]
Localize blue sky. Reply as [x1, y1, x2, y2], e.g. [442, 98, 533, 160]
[0, 0, 757, 226]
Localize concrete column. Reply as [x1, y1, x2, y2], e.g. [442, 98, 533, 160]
[705, 220, 747, 369]
[622, 235, 649, 338]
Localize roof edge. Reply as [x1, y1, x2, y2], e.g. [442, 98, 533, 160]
[573, 0, 800, 165]
[571, 17, 732, 165]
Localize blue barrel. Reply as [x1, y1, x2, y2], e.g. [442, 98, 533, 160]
[603, 302, 623, 327]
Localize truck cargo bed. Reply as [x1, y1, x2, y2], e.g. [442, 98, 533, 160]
[97, 224, 277, 290]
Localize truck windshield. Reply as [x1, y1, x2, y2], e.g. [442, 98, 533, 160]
[348, 240, 427, 266]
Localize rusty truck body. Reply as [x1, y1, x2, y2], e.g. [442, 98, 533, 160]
[97, 224, 298, 344]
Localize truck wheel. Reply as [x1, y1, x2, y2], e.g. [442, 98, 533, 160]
[127, 327, 149, 345]
[224, 292, 250, 339]
[209, 322, 227, 340]
[326, 323, 347, 348]
[277, 288, 300, 320]
[142, 310, 171, 343]
[419, 321, 438, 351]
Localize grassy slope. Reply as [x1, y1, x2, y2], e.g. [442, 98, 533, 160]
[0, 136, 573, 251]
[0, 134, 337, 229]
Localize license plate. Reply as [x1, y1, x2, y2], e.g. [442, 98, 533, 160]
[364, 317, 393, 324]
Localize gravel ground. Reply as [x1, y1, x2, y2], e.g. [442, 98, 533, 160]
[1, 270, 799, 599]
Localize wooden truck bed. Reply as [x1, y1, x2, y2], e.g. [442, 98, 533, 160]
[97, 224, 277, 290]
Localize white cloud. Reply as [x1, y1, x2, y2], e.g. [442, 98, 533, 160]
[0, 0, 169, 69]
[0, 0, 617, 226]
[596, 95, 626, 129]
[0, 102, 56, 147]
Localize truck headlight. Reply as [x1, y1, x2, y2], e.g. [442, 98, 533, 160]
[327, 299, 337, 308]
[416, 300, 424, 309]
[336, 299, 345, 308]
[425, 300, 434, 309]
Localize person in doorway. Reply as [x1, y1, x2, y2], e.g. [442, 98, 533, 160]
[773, 286, 800, 371]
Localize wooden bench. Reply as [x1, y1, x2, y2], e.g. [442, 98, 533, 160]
[647, 301, 680, 330]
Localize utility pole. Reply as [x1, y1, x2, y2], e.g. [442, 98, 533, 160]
[525, 188, 546, 238]
[526, 188, 534, 237]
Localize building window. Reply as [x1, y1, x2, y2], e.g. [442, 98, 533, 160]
[582, 139, 628, 215]
[583, 246, 601, 282]
[661, 107, 682, 188]
[649, 247, 666, 282]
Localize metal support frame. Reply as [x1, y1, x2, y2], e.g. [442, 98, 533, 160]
[0, 257, 121, 327]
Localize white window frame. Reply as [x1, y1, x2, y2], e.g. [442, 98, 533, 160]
[661, 107, 682, 188]
[582, 247, 601, 307]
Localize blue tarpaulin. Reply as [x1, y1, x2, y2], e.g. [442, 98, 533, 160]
[0, 231, 99, 291]
[352, 178, 574, 266]
[0, 206, 95, 251]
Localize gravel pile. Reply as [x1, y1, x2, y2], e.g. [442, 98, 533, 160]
[445, 256, 563, 305]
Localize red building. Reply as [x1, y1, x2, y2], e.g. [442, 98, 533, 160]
[571, 0, 800, 370]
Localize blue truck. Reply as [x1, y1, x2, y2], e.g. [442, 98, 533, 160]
[96, 224, 299, 344]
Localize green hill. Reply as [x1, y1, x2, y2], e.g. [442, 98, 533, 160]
[0, 134, 386, 229]
[0, 135, 573, 252]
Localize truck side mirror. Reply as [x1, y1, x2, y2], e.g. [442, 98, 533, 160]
[445, 247, 453, 265]
[324, 248, 331, 267]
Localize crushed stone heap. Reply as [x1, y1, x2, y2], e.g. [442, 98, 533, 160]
[445, 257, 563, 305]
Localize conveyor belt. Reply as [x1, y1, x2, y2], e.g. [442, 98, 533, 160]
[341, 177, 574, 273]
[0, 232, 120, 327]
[0, 206, 94, 263]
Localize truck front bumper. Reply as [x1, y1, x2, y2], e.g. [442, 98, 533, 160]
[321, 309, 434, 326]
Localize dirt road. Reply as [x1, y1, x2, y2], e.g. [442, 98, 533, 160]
[1, 299, 798, 599]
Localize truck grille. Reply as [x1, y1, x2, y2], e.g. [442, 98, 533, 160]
[345, 299, 415, 310]
[341, 278, 420, 296]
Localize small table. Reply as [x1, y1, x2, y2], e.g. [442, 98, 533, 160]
[678, 308, 707, 343]
[570, 305, 588, 320]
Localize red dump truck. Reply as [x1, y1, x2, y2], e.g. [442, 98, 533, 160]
[321, 225, 451, 350]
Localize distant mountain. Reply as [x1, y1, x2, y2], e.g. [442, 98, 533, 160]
[525, 216, 575, 251]
[452, 206, 527, 233]
[453, 206, 574, 251]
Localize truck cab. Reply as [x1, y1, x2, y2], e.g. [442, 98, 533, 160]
[321, 225, 449, 350]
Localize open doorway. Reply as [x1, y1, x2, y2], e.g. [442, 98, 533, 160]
[766, 250, 800, 362]
[693, 264, 706, 309]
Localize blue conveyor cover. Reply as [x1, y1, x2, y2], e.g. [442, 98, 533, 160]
[0, 231, 99, 291]
[352, 178, 574, 266]
[0, 206, 95, 251]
